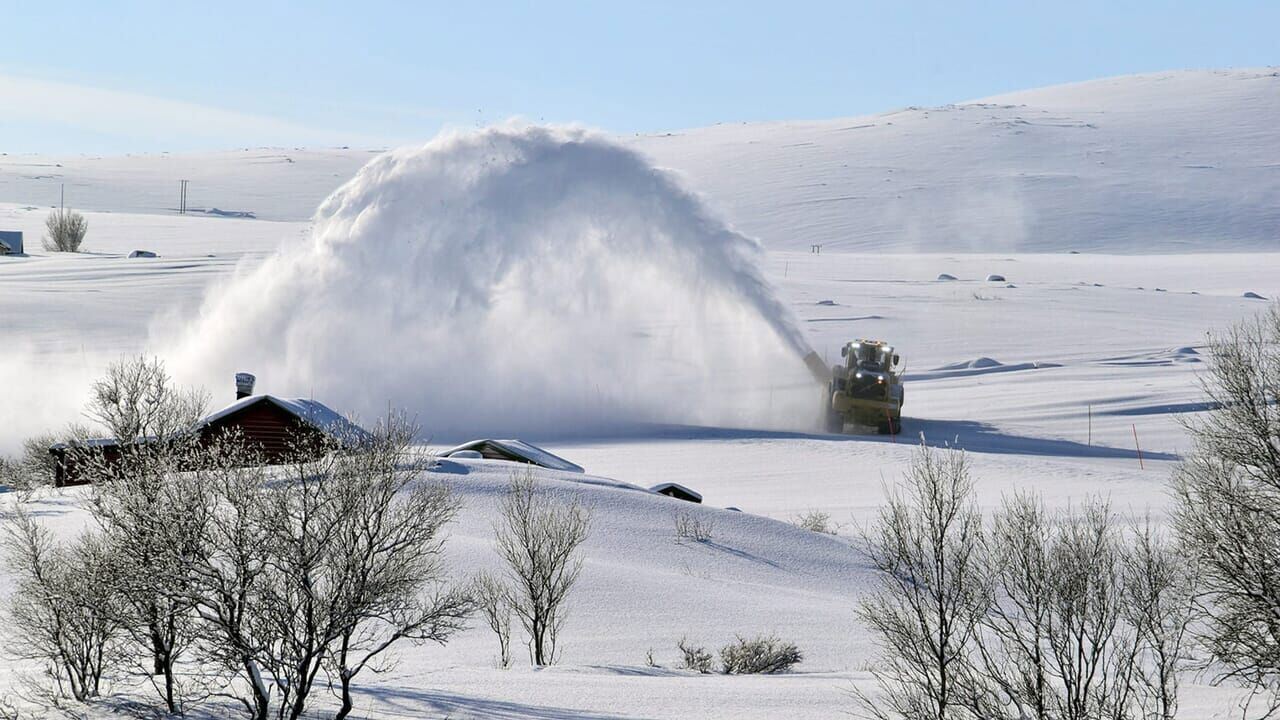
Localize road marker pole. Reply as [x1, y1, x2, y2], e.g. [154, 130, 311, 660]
[1132, 423, 1144, 470]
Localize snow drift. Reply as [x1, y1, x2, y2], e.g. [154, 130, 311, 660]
[160, 125, 816, 437]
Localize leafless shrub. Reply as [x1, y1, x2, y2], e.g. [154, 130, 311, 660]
[0, 434, 62, 494]
[971, 497, 1145, 720]
[677, 637, 714, 674]
[2, 510, 126, 703]
[473, 572, 514, 669]
[719, 635, 803, 674]
[495, 469, 591, 666]
[792, 509, 837, 535]
[1173, 302, 1280, 707]
[858, 450, 1194, 720]
[43, 209, 87, 252]
[854, 442, 987, 719]
[673, 510, 714, 542]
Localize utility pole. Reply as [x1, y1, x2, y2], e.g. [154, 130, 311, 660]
[59, 183, 64, 216]
[179, 179, 189, 215]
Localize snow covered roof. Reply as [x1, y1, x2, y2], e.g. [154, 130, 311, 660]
[199, 395, 371, 443]
[649, 482, 703, 503]
[441, 439, 584, 473]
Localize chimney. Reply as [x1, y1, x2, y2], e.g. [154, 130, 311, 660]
[235, 372, 256, 400]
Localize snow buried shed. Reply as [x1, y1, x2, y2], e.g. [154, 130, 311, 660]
[441, 439, 584, 473]
[0, 231, 22, 255]
[649, 482, 703, 504]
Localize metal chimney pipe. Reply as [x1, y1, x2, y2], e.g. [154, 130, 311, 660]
[235, 372, 256, 400]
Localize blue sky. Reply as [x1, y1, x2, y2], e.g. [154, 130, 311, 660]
[2, 0, 1276, 153]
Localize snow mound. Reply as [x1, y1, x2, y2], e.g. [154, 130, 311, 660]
[937, 273, 958, 281]
[986, 274, 1006, 282]
[160, 125, 817, 437]
[1243, 291, 1268, 300]
[945, 357, 1004, 370]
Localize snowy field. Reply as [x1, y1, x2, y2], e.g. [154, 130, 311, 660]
[1, 69, 1278, 718]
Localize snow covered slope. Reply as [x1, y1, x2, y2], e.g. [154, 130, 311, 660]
[3, 69, 1277, 252]
[633, 68, 1280, 253]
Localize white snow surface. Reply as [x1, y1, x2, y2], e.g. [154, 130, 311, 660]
[1, 69, 1279, 718]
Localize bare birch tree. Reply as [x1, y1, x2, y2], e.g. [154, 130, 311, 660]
[473, 572, 514, 668]
[1042, 501, 1139, 720]
[182, 417, 467, 720]
[973, 492, 1054, 720]
[3, 510, 126, 703]
[71, 355, 212, 713]
[1124, 522, 1197, 720]
[854, 442, 988, 720]
[1173, 303, 1280, 708]
[495, 469, 591, 666]
[322, 417, 471, 720]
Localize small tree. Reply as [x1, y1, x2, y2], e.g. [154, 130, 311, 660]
[76, 355, 210, 713]
[1173, 303, 1280, 705]
[495, 469, 591, 666]
[182, 416, 467, 720]
[0, 433, 60, 492]
[974, 493, 1054, 720]
[322, 417, 470, 720]
[473, 572, 514, 668]
[43, 208, 88, 252]
[1041, 501, 1138, 720]
[3, 510, 126, 703]
[85, 355, 207, 442]
[855, 442, 987, 720]
[1124, 522, 1196, 720]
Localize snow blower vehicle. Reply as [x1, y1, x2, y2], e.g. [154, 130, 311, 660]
[823, 339, 903, 434]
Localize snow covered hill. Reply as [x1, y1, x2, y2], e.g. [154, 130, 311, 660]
[633, 68, 1280, 253]
[3, 69, 1277, 252]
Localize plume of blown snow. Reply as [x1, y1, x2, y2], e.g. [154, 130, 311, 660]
[159, 124, 817, 438]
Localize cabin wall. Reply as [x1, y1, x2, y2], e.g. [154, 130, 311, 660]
[52, 401, 331, 485]
[201, 401, 326, 463]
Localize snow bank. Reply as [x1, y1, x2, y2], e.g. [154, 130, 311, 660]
[159, 125, 817, 438]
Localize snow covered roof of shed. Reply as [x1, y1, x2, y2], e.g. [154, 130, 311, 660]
[441, 439, 584, 473]
[649, 482, 703, 503]
[199, 395, 371, 443]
